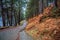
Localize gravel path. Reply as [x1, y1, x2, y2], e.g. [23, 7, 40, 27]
[20, 31, 33, 40]
[20, 20, 33, 40]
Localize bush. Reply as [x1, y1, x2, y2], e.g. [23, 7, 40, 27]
[20, 21, 24, 26]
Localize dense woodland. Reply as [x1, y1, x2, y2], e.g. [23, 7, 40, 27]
[0, 0, 56, 26]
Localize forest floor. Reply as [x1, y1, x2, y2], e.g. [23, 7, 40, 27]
[25, 6, 60, 40]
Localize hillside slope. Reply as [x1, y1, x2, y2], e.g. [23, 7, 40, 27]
[25, 5, 60, 40]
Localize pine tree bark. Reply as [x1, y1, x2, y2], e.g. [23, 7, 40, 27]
[1, 0, 6, 26]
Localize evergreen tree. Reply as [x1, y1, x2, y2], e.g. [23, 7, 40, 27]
[26, 0, 39, 20]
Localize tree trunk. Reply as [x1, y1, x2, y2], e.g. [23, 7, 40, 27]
[1, 0, 6, 26]
[9, 0, 14, 26]
[39, 0, 43, 13]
